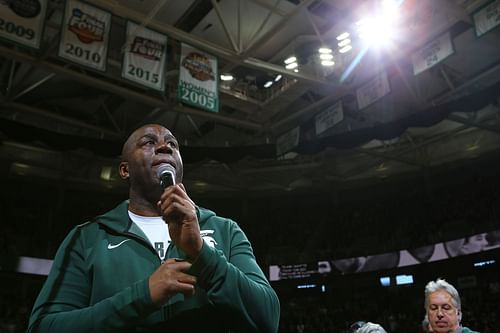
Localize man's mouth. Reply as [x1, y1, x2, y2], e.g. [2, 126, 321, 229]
[435, 321, 448, 327]
[154, 160, 176, 169]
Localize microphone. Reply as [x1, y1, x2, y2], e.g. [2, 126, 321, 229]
[157, 164, 176, 189]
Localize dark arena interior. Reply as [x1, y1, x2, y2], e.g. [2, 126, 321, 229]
[1, 0, 500, 332]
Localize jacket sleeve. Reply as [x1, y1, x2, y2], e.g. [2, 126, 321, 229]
[189, 220, 280, 333]
[27, 227, 157, 333]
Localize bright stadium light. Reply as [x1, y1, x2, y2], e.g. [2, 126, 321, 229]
[321, 60, 335, 66]
[356, 0, 402, 47]
[336, 32, 350, 41]
[338, 38, 351, 48]
[263, 81, 273, 88]
[339, 45, 352, 53]
[284, 56, 297, 64]
[220, 74, 234, 81]
[320, 53, 333, 60]
[318, 47, 332, 54]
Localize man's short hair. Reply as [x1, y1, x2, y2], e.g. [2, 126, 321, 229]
[424, 278, 462, 311]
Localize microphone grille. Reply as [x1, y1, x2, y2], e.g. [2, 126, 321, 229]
[157, 164, 176, 188]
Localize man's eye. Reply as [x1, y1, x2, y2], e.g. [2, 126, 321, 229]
[168, 141, 177, 148]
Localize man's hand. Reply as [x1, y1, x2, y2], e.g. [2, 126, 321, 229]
[148, 259, 197, 306]
[157, 183, 203, 260]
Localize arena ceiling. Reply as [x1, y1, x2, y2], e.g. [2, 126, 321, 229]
[0, 0, 500, 195]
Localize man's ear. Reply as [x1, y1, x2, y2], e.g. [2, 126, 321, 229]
[457, 309, 462, 323]
[119, 161, 129, 180]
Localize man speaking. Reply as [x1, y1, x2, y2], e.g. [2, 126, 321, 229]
[28, 124, 280, 332]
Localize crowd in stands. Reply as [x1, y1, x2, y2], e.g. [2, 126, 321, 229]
[238, 172, 500, 265]
[2, 267, 498, 332]
[1, 156, 500, 332]
[277, 277, 499, 333]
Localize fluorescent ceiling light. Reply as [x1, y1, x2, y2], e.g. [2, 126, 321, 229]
[284, 56, 297, 64]
[274, 74, 282, 82]
[285, 62, 298, 69]
[220, 74, 234, 81]
[318, 47, 332, 54]
[321, 60, 335, 66]
[264, 81, 273, 88]
[336, 32, 350, 40]
[339, 45, 352, 53]
[320, 53, 333, 60]
[337, 38, 351, 47]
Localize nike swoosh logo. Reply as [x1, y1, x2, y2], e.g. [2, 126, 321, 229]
[107, 239, 130, 249]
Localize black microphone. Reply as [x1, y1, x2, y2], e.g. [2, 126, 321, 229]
[157, 164, 176, 189]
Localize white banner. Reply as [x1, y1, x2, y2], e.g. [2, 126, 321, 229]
[0, 0, 48, 49]
[58, 0, 111, 71]
[276, 126, 300, 156]
[356, 72, 391, 110]
[315, 101, 344, 136]
[473, 0, 500, 37]
[122, 21, 167, 91]
[177, 43, 218, 113]
[412, 32, 454, 75]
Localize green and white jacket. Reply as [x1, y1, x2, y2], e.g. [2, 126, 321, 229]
[28, 200, 280, 333]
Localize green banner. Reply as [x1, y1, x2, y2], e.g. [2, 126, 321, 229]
[177, 43, 219, 113]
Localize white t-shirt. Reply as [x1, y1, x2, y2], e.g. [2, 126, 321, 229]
[128, 211, 170, 260]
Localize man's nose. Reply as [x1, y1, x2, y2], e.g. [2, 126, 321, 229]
[155, 142, 172, 154]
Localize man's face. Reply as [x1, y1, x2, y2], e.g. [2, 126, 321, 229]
[462, 233, 488, 253]
[120, 124, 183, 193]
[427, 290, 460, 333]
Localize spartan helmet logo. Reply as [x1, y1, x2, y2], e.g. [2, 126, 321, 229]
[200, 230, 217, 248]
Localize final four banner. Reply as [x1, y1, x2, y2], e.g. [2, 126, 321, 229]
[315, 101, 344, 136]
[411, 32, 454, 76]
[473, 0, 500, 37]
[58, 0, 111, 72]
[177, 43, 219, 113]
[0, 0, 48, 49]
[276, 126, 300, 157]
[356, 71, 391, 110]
[122, 21, 167, 91]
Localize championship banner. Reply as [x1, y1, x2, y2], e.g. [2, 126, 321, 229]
[315, 101, 344, 136]
[276, 126, 300, 157]
[472, 0, 500, 37]
[177, 43, 218, 113]
[412, 32, 454, 75]
[356, 71, 391, 110]
[122, 21, 167, 91]
[58, 0, 111, 71]
[0, 0, 48, 49]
